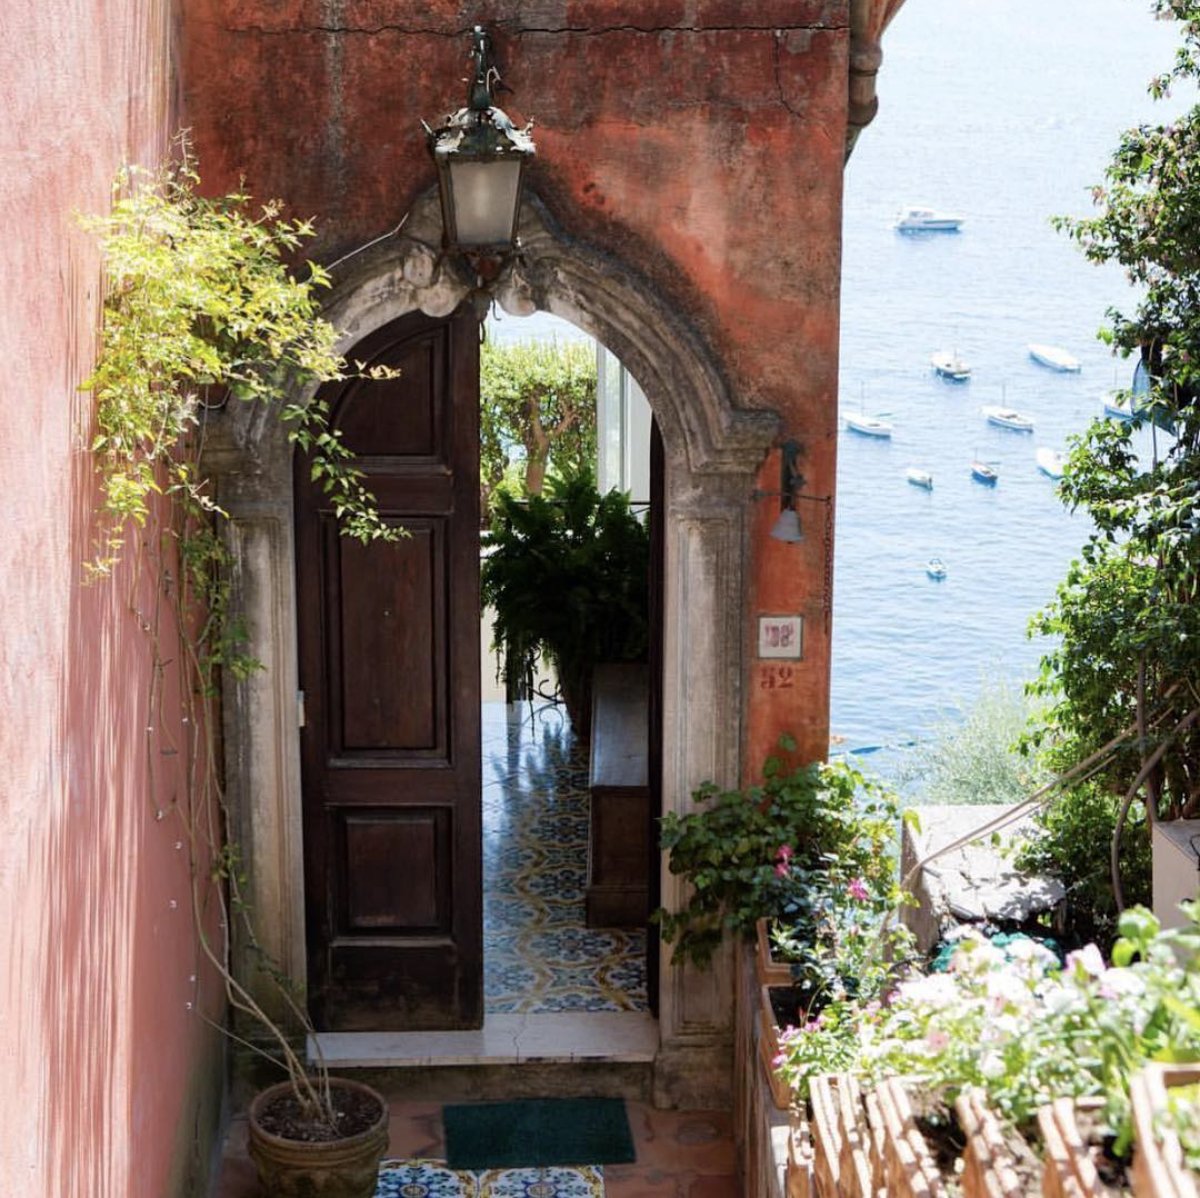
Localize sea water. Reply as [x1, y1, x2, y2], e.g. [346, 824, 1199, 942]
[833, 0, 1183, 778]
[487, 0, 1186, 782]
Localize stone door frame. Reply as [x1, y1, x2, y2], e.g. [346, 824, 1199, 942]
[207, 189, 777, 1106]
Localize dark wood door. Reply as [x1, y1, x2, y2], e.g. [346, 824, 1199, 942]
[295, 309, 482, 1031]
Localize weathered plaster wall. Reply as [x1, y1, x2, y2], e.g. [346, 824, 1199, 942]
[182, 1, 851, 774]
[0, 2, 224, 1195]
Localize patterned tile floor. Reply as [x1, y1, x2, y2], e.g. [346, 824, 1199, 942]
[482, 701, 648, 1014]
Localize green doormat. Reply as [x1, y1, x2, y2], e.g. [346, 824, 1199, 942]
[442, 1097, 635, 1170]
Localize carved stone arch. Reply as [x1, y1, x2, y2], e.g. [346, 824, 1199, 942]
[211, 187, 777, 1106]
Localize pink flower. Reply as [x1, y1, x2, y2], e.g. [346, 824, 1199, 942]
[774, 844, 794, 878]
[847, 876, 870, 902]
[925, 1028, 950, 1051]
[775, 862, 790, 878]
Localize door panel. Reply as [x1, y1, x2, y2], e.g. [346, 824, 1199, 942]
[296, 309, 482, 1031]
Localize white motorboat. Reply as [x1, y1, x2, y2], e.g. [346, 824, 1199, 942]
[906, 468, 934, 490]
[931, 350, 971, 381]
[1028, 343, 1082, 372]
[1036, 447, 1066, 478]
[982, 405, 1035, 432]
[845, 412, 894, 438]
[926, 557, 948, 580]
[970, 460, 999, 485]
[894, 205, 964, 233]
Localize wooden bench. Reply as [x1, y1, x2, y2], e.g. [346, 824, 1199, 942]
[585, 662, 651, 928]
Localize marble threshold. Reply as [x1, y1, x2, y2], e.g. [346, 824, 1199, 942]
[309, 1010, 658, 1068]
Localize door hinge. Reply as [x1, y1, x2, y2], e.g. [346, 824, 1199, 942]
[298, 689, 306, 728]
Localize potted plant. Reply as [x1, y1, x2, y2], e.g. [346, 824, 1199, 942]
[1130, 1063, 1200, 1198]
[657, 744, 906, 968]
[481, 466, 649, 738]
[83, 145, 394, 1197]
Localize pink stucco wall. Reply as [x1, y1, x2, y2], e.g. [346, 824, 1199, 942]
[0, 2, 224, 1195]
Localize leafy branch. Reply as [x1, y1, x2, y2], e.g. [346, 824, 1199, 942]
[80, 140, 402, 1129]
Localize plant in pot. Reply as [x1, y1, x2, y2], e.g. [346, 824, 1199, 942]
[83, 144, 396, 1196]
[843, 908, 1200, 1196]
[480, 466, 650, 739]
[657, 740, 906, 969]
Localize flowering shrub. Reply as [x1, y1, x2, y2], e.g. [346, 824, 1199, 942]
[769, 862, 913, 1009]
[657, 743, 904, 966]
[773, 1001, 860, 1101]
[849, 906, 1200, 1153]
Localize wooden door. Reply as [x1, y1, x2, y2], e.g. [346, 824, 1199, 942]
[295, 309, 482, 1031]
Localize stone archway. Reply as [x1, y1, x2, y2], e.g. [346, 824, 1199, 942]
[208, 189, 777, 1106]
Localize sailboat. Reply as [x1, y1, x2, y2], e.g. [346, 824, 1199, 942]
[844, 384, 894, 438]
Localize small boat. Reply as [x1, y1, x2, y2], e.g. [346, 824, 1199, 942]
[845, 412, 894, 438]
[982, 405, 1034, 432]
[970, 460, 999, 485]
[1028, 343, 1082, 372]
[894, 205, 964, 233]
[1103, 391, 1134, 421]
[926, 557, 948, 580]
[1036, 447, 1066, 478]
[931, 350, 971, 381]
[906, 468, 934, 489]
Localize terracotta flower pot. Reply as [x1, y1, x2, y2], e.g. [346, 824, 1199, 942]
[248, 1077, 389, 1198]
[1037, 1096, 1112, 1198]
[788, 1110, 816, 1198]
[808, 1072, 879, 1198]
[758, 983, 798, 1110]
[808, 1073, 845, 1197]
[1131, 1063, 1200, 1198]
[954, 1087, 1040, 1198]
[873, 1076, 951, 1198]
[756, 917, 797, 986]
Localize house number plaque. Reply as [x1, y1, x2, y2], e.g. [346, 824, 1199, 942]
[757, 615, 803, 660]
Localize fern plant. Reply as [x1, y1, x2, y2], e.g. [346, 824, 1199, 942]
[481, 467, 650, 737]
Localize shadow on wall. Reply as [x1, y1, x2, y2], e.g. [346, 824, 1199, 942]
[34, 262, 224, 1198]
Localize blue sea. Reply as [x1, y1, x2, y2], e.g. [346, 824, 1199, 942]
[488, 0, 1186, 782]
[832, 0, 1181, 776]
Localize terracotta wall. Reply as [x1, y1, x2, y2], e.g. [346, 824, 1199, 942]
[0, 2, 224, 1195]
[180, 0, 850, 776]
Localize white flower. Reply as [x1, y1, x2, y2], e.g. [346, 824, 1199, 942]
[896, 973, 961, 1009]
[1066, 944, 1105, 979]
[1098, 967, 1146, 999]
[980, 1051, 1006, 1079]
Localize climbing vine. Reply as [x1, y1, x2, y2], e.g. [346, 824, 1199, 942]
[81, 141, 399, 1127]
[80, 142, 396, 577]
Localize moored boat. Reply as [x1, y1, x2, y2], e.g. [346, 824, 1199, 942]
[906, 468, 934, 489]
[926, 557, 948, 580]
[970, 460, 998, 485]
[1036, 447, 1066, 478]
[845, 412, 894, 438]
[982, 405, 1035, 431]
[1028, 343, 1082, 372]
[895, 205, 964, 232]
[931, 350, 971, 381]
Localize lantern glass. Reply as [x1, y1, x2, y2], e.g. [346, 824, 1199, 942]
[447, 158, 524, 248]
